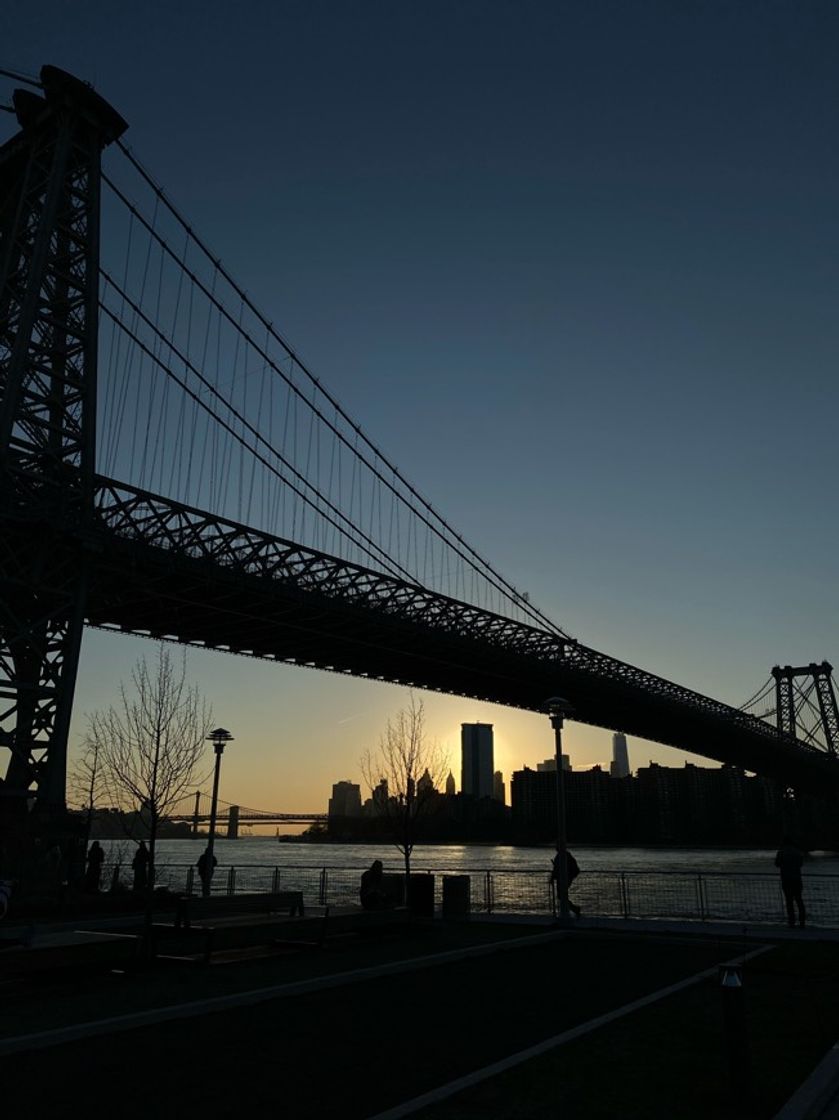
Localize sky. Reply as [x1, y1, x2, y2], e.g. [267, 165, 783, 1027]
[3, 1, 838, 826]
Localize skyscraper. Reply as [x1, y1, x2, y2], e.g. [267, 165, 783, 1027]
[327, 780, 362, 818]
[611, 732, 630, 779]
[461, 723, 494, 799]
[493, 770, 506, 805]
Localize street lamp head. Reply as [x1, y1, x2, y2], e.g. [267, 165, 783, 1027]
[544, 697, 573, 718]
[207, 727, 234, 753]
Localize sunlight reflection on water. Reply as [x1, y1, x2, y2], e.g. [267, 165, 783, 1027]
[100, 837, 839, 876]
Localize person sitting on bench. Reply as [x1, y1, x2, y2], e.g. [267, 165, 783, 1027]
[360, 860, 392, 911]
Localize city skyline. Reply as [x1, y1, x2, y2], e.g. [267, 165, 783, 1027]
[5, 2, 838, 817]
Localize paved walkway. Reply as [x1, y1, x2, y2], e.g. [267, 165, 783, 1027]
[483, 911, 839, 943]
[7, 907, 839, 1116]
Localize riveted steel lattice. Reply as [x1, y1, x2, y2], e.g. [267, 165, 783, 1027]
[0, 68, 126, 812]
[772, 662, 839, 757]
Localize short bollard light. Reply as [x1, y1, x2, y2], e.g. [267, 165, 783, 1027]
[720, 964, 751, 1100]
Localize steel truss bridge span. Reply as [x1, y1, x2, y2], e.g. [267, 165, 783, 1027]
[11, 469, 832, 794]
[2, 64, 837, 836]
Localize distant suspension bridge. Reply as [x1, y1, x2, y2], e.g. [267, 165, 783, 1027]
[168, 793, 326, 837]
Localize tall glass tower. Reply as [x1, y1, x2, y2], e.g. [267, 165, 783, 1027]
[461, 723, 494, 799]
[610, 732, 630, 778]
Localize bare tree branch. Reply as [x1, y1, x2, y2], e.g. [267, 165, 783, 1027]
[84, 645, 213, 886]
[361, 695, 448, 882]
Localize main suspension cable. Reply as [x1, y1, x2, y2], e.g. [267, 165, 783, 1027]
[109, 144, 569, 637]
[100, 298, 419, 584]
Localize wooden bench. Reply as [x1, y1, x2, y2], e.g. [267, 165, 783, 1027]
[150, 891, 306, 964]
[174, 891, 304, 930]
[316, 905, 413, 945]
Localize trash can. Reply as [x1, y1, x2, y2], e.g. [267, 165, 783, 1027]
[407, 873, 435, 918]
[442, 875, 471, 918]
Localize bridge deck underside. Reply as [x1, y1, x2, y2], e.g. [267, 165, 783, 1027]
[3, 477, 835, 795]
[71, 496, 833, 795]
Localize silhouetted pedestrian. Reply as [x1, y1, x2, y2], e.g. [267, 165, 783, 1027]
[132, 841, 150, 892]
[551, 849, 582, 917]
[360, 859, 390, 911]
[197, 847, 217, 895]
[775, 837, 806, 928]
[84, 841, 105, 892]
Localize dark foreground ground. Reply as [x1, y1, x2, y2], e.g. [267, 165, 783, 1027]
[1, 918, 836, 1119]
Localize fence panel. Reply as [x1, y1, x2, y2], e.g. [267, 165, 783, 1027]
[700, 874, 782, 924]
[572, 871, 626, 918]
[96, 860, 839, 928]
[622, 872, 702, 921]
[487, 870, 552, 914]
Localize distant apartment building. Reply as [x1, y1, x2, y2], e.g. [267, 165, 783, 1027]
[511, 765, 609, 839]
[510, 767, 555, 836]
[510, 759, 787, 844]
[493, 770, 506, 805]
[370, 778, 389, 815]
[461, 723, 494, 799]
[610, 733, 630, 778]
[445, 771, 456, 797]
[536, 755, 571, 772]
[565, 765, 611, 840]
[634, 762, 754, 844]
[327, 780, 362, 819]
[635, 762, 681, 842]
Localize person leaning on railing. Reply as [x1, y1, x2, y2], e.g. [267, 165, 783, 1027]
[550, 850, 582, 918]
[774, 837, 806, 929]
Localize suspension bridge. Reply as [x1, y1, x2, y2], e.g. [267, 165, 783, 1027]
[1, 66, 838, 859]
[167, 794, 326, 836]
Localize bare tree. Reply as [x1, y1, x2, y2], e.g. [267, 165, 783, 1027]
[68, 734, 108, 852]
[361, 696, 448, 884]
[86, 646, 212, 888]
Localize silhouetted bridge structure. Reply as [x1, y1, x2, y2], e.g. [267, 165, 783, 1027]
[2, 66, 838, 853]
[167, 794, 325, 837]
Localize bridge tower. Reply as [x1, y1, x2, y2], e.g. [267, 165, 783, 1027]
[772, 662, 839, 756]
[0, 67, 126, 846]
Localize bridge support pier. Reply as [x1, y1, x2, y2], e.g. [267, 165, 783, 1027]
[0, 67, 126, 866]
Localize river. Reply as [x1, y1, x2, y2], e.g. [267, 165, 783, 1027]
[100, 837, 839, 876]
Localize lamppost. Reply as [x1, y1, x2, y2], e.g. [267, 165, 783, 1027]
[545, 697, 574, 924]
[203, 727, 234, 897]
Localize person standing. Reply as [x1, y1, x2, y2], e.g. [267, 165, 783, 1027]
[132, 841, 150, 892]
[197, 846, 217, 895]
[551, 849, 582, 917]
[775, 836, 806, 928]
[84, 841, 105, 892]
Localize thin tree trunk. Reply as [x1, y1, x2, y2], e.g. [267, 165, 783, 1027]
[142, 811, 158, 957]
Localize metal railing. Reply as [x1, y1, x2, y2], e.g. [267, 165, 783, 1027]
[103, 862, 839, 927]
